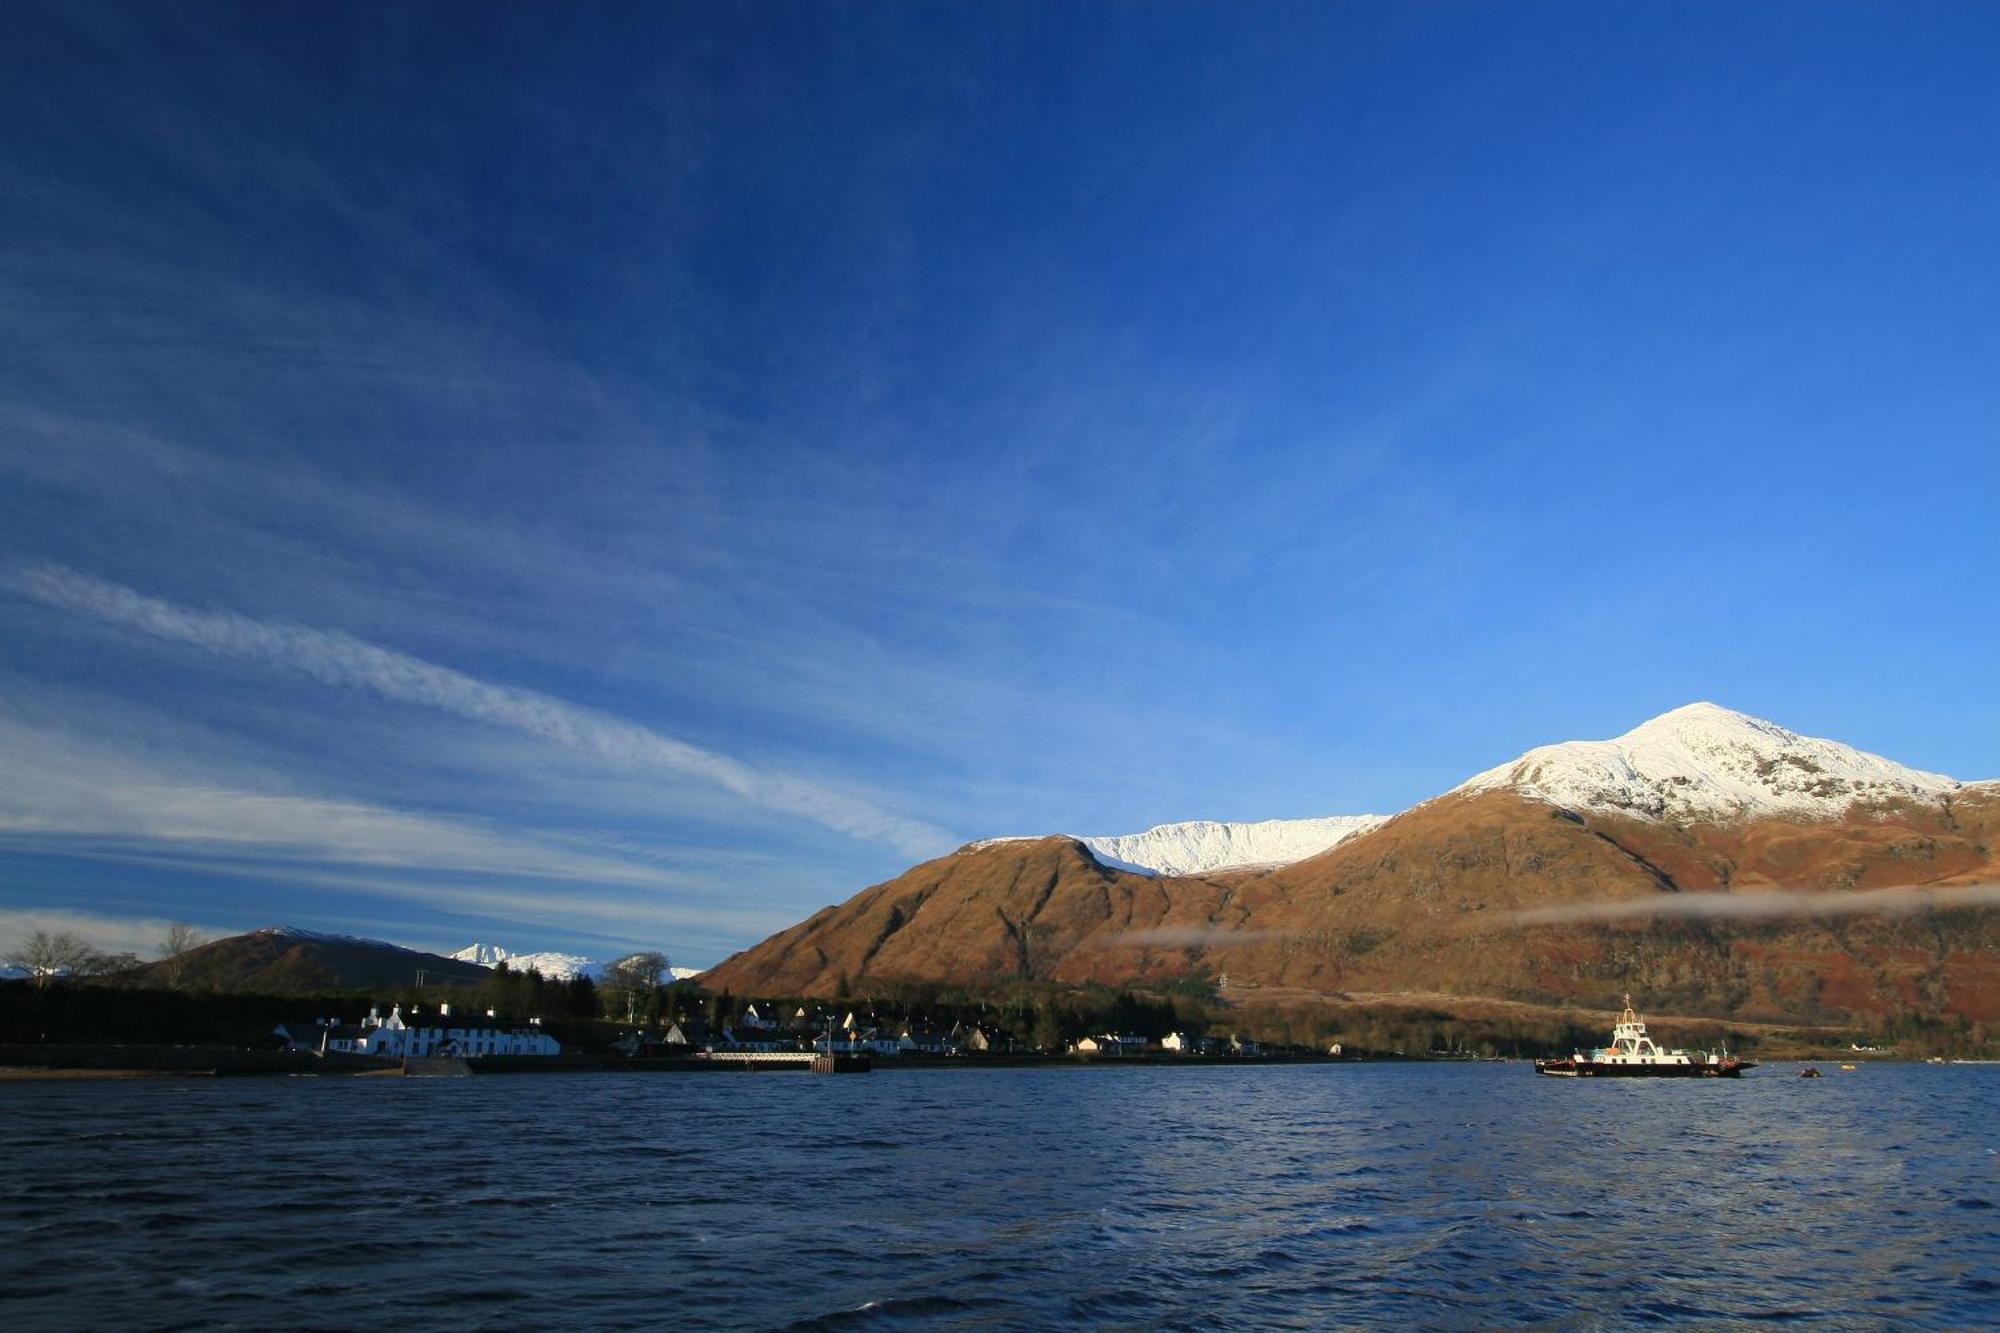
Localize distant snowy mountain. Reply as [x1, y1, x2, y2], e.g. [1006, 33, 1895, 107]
[1454, 701, 1967, 822]
[1079, 815, 1389, 875]
[260, 925, 408, 951]
[976, 813, 1388, 876]
[451, 942, 702, 984]
[451, 942, 604, 981]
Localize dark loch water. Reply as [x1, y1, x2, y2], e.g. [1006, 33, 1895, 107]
[3, 1063, 1997, 1330]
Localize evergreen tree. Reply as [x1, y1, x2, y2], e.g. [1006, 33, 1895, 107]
[565, 973, 599, 1021]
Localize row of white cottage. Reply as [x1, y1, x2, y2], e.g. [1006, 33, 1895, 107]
[1073, 1032, 1262, 1057]
[279, 1003, 562, 1059]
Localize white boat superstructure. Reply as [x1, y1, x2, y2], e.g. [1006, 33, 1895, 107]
[1594, 997, 1700, 1067]
[1535, 996, 1754, 1078]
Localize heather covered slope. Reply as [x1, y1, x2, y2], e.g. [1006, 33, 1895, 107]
[1193, 786, 2000, 1023]
[700, 836, 1236, 995]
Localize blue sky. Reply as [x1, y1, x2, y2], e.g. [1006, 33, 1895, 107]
[4, 3, 1998, 967]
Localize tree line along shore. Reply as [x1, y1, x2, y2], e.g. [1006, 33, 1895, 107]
[4, 959, 1975, 1078]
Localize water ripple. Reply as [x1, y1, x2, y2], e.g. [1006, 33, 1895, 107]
[1, 1064, 1997, 1328]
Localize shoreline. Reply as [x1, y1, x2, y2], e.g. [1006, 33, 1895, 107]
[0, 1046, 1965, 1079]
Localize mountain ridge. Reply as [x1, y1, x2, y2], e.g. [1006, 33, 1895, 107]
[1454, 701, 1967, 823]
[700, 704, 2000, 1029]
[124, 926, 492, 992]
[970, 704, 1981, 879]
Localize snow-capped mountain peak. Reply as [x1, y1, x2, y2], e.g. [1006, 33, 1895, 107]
[1453, 701, 1963, 822]
[972, 814, 1388, 876]
[449, 942, 702, 983]
[1079, 815, 1389, 875]
[257, 925, 414, 951]
[449, 942, 600, 981]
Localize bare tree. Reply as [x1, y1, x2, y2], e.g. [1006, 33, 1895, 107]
[82, 951, 142, 979]
[4, 931, 101, 989]
[158, 922, 205, 988]
[604, 951, 670, 1023]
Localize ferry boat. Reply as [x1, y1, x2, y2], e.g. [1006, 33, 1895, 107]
[1534, 996, 1754, 1078]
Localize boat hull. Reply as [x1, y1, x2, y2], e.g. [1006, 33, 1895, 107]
[1535, 1057, 1753, 1078]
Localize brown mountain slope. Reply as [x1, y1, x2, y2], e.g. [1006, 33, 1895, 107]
[702, 788, 2000, 1028]
[1187, 788, 2000, 1022]
[702, 836, 1230, 995]
[126, 928, 491, 993]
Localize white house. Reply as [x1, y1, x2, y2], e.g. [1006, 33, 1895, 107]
[298, 1003, 561, 1058]
[715, 1026, 796, 1052]
[785, 1005, 829, 1034]
[953, 1023, 1012, 1054]
[1161, 1031, 1209, 1054]
[1073, 1033, 1146, 1057]
[823, 1027, 905, 1056]
[897, 1027, 954, 1055]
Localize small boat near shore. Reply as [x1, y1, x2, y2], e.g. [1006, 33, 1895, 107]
[1534, 996, 1754, 1078]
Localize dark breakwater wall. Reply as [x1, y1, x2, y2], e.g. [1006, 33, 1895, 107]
[0, 1043, 398, 1076]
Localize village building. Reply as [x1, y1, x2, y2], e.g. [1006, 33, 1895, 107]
[716, 1025, 799, 1053]
[285, 1003, 561, 1058]
[953, 1022, 1013, 1054]
[897, 1027, 954, 1055]
[661, 1017, 711, 1049]
[1072, 1033, 1146, 1057]
[822, 1026, 905, 1056]
[784, 1005, 830, 1034]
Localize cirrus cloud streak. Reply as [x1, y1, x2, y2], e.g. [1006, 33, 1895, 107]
[4, 562, 954, 859]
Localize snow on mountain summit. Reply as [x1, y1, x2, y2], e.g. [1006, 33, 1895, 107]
[1078, 815, 1388, 875]
[450, 943, 702, 983]
[1453, 702, 1964, 822]
[450, 942, 601, 981]
[964, 704, 1973, 873]
[964, 814, 1388, 876]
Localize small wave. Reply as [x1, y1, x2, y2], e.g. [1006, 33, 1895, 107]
[779, 1293, 1003, 1329]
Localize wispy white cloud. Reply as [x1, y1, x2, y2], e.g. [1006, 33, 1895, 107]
[0, 709, 681, 888]
[1498, 883, 2000, 928]
[197, 865, 789, 956]
[0, 906, 238, 961]
[3, 562, 956, 858]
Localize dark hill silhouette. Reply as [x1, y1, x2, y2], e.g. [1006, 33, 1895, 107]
[128, 927, 489, 993]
